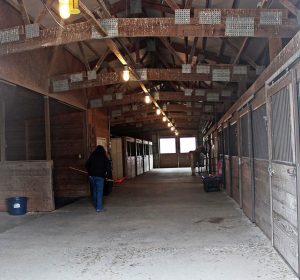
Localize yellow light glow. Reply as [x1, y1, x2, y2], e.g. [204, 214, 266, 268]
[167, 122, 172, 127]
[145, 95, 151, 104]
[162, 116, 167, 122]
[171, 127, 175, 131]
[175, 132, 179, 136]
[156, 108, 161, 115]
[59, 0, 70, 19]
[123, 66, 130, 81]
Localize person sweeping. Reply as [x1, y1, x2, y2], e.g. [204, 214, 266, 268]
[85, 145, 110, 212]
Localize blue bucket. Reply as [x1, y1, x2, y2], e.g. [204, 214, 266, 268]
[7, 197, 28, 215]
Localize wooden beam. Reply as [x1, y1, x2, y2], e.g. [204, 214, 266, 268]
[222, 38, 258, 69]
[233, 38, 249, 64]
[0, 10, 296, 56]
[78, 42, 91, 71]
[160, 38, 185, 65]
[188, 37, 198, 64]
[51, 67, 250, 92]
[34, 0, 55, 24]
[93, 48, 110, 72]
[164, 0, 180, 11]
[269, 37, 283, 61]
[184, 0, 194, 9]
[98, 90, 235, 107]
[279, 0, 300, 17]
[17, 0, 30, 25]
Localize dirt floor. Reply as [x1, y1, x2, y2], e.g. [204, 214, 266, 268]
[0, 168, 297, 280]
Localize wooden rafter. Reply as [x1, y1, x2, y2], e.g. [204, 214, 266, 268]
[0, 9, 296, 56]
[51, 67, 250, 92]
[16, 0, 30, 25]
[78, 42, 91, 71]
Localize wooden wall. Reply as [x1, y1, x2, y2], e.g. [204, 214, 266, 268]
[0, 161, 54, 212]
[87, 108, 109, 153]
[241, 158, 252, 219]
[254, 159, 271, 239]
[50, 111, 88, 198]
[231, 156, 240, 205]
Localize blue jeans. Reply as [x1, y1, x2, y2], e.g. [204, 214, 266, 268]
[89, 176, 104, 211]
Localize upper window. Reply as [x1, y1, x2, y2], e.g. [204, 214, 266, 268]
[160, 138, 176, 154]
[180, 137, 196, 153]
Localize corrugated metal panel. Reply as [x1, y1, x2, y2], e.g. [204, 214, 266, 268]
[271, 87, 293, 163]
[241, 114, 249, 157]
[252, 104, 268, 160]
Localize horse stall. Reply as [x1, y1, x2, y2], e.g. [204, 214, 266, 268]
[143, 140, 150, 173]
[136, 139, 144, 176]
[205, 33, 300, 275]
[125, 137, 136, 179]
[149, 141, 153, 170]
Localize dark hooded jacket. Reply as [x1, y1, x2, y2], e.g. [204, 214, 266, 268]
[85, 146, 110, 178]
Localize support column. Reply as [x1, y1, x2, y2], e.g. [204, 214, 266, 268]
[44, 96, 51, 160]
[0, 100, 6, 162]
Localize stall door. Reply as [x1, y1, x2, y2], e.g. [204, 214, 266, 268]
[267, 72, 299, 274]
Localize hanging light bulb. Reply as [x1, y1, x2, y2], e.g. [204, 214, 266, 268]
[156, 108, 161, 115]
[59, 0, 71, 19]
[171, 127, 175, 131]
[123, 65, 130, 81]
[145, 95, 151, 104]
[162, 116, 167, 122]
[175, 131, 179, 136]
[167, 122, 172, 127]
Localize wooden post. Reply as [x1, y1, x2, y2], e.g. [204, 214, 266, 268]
[0, 100, 6, 162]
[44, 96, 51, 160]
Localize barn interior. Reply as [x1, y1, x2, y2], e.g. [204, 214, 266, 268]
[1, 0, 300, 279]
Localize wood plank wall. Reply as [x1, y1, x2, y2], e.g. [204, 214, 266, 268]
[50, 112, 88, 198]
[231, 156, 240, 205]
[0, 161, 54, 212]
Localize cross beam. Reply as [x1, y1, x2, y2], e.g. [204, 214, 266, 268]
[51, 66, 250, 92]
[0, 9, 297, 56]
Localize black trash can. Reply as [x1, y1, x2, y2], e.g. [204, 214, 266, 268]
[7, 197, 28, 215]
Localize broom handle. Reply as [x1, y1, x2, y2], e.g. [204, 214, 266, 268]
[69, 167, 113, 181]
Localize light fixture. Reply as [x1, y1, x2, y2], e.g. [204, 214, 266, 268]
[145, 95, 151, 104]
[175, 131, 179, 136]
[59, 0, 70, 19]
[69, 0, 80, 14]
[162, 116, 167, 122]
[167, 122, 172, 127]
[123, 65, 130, 82]
[156, 108, 161, 115]
[171, 127, 175, 131]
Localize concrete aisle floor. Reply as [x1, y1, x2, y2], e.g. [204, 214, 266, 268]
[0, 168, 297, 280]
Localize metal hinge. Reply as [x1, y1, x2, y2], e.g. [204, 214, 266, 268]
[268, 166, 275, 177]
